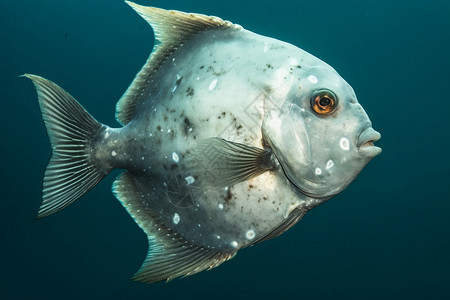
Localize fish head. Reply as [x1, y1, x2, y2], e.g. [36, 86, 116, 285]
[262, 59, 381, 201]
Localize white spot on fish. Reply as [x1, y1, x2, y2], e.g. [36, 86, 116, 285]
[111, 151, 117, 157]
[308, 75, 318, 84]
[209, 78, 218, 91]
[218, 203, 224, 210]
[172, 152, 179, 163]
[315, 167, 322, 175]
[171, 85, 177, 93]
[185, 176, 195, 185]
[196, 77, 200, 80]
[326, 160, 334, 170]
[289, 58, 299, 66]
[105, 131, 110, 138]
[217, 235, 221, 239]
[340, 137, 350, 151]
[173, 213, 180, 225]
[263, 42, 269, 53]
[231, 241, 238, 248]
[141, 156, 145, 160]
[246, 230, 255, 240]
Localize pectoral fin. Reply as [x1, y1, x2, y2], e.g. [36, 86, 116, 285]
[188, 138, 278, 189]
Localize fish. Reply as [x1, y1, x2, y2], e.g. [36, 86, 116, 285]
[25, 1, 381, 283]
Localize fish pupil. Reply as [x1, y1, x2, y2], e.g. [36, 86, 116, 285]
[319, 97, 331, 107]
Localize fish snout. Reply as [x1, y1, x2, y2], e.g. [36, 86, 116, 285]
[357, 127, 382, 157]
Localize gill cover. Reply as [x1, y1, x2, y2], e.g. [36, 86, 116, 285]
[262, 100, 319, 195]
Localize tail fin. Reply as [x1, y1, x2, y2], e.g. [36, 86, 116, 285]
[25, 74, 107, 218]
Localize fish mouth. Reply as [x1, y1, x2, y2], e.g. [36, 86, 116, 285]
[358, 127, 382, 157]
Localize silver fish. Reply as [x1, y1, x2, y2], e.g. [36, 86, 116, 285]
[25, 1, 381, 283]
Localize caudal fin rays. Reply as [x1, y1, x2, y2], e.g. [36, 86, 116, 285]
[24, 74, 107, 218]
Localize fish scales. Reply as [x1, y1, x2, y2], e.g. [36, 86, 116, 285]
[25, 1, 381, 283]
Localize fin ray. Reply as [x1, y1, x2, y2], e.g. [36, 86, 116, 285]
[116, 2, 239, 125]
[113, 172, 235, 283]
[189, 138, 278, 189]
[252, 208, 306, 244]
[25, 74, 108, 218]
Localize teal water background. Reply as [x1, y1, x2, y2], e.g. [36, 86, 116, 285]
[1, 0, 449, 299]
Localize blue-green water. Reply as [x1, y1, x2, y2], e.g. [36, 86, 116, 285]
[1, 0, 449, 299]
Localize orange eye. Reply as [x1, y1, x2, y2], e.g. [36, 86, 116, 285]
[311, 89, 337, 115]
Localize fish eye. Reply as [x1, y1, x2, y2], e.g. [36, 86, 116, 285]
[311, 89, 337, 115]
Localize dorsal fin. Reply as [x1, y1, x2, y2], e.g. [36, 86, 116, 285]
[116, 2, 241, 125]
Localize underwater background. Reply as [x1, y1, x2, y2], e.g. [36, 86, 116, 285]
[1, 0, 449, 299]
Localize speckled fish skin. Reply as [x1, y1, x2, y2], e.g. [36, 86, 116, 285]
[25, 1, 381, 283]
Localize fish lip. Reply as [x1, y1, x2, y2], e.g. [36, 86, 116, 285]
[358, 127, 382, 157]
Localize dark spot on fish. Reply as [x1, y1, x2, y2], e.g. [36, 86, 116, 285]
[186, 87, 194, 97]
[207, 66, 213, 72]
[156, 125, 161, 131]
[163, 164, 168, 170]
[170, 164, 178, 170]
[163, 115, 168, 121]
[183, 117, 191, 135]
[224, 188, 233, 203]
[213, 70, 226, 76]
[296, 65, 302, 68]
[248, 184, 254, 191]
[200, 65, 205, 69]
[170, 108, 176, 113]
[176, 77, 183, 85]
[266, 63, 273, 69]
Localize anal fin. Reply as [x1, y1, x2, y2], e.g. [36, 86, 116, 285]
[113, 172, 235, 283]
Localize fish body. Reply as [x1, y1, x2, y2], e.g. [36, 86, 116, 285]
[26, 1, 381, 283]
